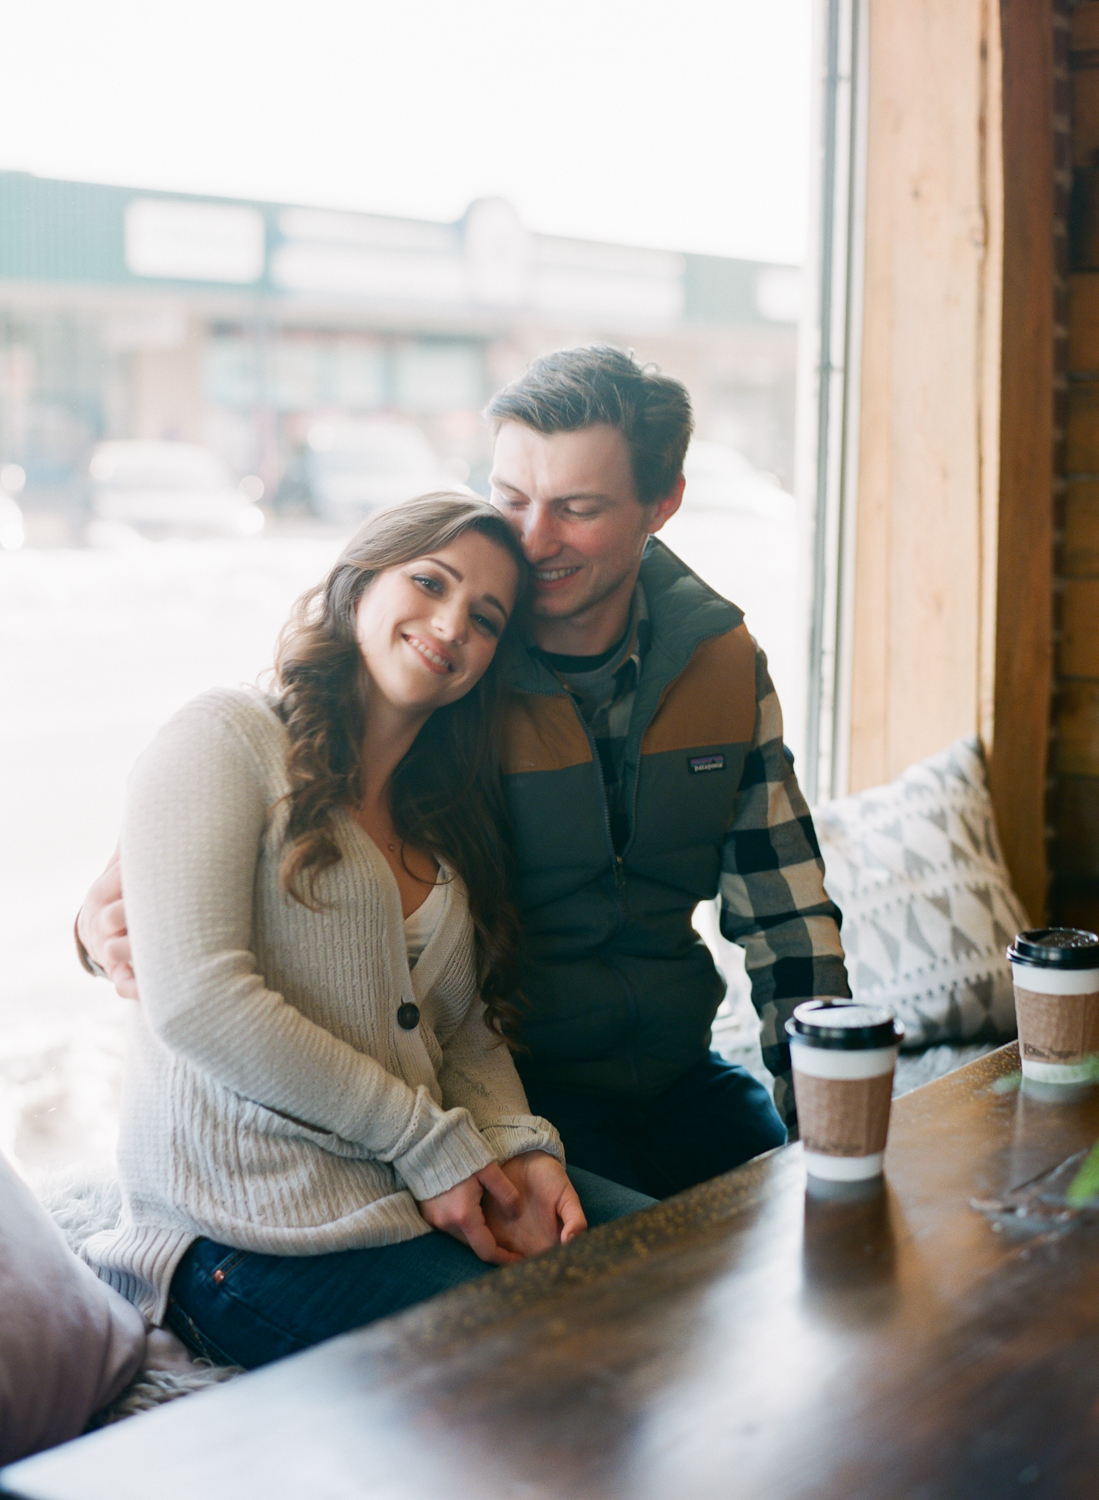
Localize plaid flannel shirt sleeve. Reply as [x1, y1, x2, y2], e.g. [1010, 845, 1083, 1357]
[719, 643, 851, 1125]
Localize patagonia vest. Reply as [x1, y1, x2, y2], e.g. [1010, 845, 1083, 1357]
[501, 538, 758, 1102]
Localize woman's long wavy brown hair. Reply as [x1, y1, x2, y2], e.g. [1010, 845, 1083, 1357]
[271, 492, 529, 1042]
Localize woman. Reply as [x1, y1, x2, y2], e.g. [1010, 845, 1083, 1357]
[84, 494, 651, 1370]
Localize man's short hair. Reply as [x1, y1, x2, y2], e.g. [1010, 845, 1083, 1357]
[485, 345, 694, 504]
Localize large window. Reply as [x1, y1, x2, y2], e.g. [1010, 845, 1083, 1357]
[0, 1, 835, 1176]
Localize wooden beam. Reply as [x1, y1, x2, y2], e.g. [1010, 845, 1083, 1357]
[850, 0, 1005, 792]
[986, 0, 1056, 924]
[848, 0, 1054, 921]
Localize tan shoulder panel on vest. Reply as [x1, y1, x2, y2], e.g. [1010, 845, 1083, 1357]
[641, 624, 758, 755]
[501, 691, 594, 774]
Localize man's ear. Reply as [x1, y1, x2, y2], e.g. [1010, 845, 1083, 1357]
[646, 473, 686, 536]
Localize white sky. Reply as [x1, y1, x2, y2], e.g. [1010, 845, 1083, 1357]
[1, 0, 813, 264]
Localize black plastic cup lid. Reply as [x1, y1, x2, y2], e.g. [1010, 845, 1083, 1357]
[785, 1000, 904, 1050]
[1007, 928, 1099, 970]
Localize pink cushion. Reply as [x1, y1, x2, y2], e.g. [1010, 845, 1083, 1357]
[0, 1153, 146, 1463]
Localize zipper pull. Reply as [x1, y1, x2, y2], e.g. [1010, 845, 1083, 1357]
[614, 855, 625, 889]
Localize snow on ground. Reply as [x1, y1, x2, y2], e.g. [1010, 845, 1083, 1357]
[0, 511, 804, 1176]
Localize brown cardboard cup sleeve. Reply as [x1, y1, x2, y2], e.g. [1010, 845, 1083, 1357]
[791, 1040, 898, 1182]
[794, 1072, 893, 1158]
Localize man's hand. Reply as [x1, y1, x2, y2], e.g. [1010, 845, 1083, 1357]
[483, 1150, 587, 1258]
[77, 845, 138, 1000]
[419, 1161, 524, 1265]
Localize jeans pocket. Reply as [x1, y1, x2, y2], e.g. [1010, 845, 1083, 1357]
[209, 1248, 251, 1285]
[173, 1241, 311, 1370]
[165, 1298, 240, 1368]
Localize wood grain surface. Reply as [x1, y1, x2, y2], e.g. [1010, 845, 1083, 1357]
[991, 0, 1057, 926]
[849, 0, 1004, 801]
[7, 1045, 1099, 1500]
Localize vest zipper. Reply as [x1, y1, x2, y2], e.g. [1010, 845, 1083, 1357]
[574, 708, 625, 906]
[567, 699, 638, 1086]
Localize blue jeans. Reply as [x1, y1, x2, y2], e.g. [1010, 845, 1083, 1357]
[166, 1165, 653, 1370]
[521, 1051, 787, 1200]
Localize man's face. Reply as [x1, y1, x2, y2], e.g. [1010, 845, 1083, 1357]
[488, 422, 682, 629]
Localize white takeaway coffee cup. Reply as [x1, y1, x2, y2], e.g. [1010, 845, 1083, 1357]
[787, 1001, 905, 1182]
[1007, 928, 1099, 1088]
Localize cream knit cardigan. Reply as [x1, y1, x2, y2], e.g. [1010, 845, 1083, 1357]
[84, 688, 562, 1324]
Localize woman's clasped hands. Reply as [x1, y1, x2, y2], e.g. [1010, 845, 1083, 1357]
[419, 1150, 586, 1265]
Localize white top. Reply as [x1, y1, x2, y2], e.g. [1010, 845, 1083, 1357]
[82, 687, 562, 1325]
[404, 877, 447, 966]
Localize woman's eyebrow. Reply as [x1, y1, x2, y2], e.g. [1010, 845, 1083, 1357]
[421, 558, 507, 620]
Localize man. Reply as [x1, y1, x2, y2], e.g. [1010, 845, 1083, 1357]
[78, 345, 850, 1199]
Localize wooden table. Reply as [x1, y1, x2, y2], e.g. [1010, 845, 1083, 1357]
[7, 1044, 1099, 1500]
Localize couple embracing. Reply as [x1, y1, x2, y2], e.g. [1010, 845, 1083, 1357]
[76, 346, 850, 1369]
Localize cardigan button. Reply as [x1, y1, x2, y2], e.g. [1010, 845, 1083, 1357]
[397, 1002, 421, 1030]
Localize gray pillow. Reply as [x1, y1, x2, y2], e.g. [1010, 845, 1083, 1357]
[812, 736, 1027, 1048]
[0, 1151, 146, 1463]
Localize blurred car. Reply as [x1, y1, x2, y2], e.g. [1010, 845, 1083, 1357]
[681, 440, 796, 520]
[0, 493, 25, 552]
[87, 441, 265, 538]
[303, 417, 455, 526]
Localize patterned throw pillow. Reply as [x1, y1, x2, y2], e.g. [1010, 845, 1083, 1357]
[812, 736, 1028, 1048]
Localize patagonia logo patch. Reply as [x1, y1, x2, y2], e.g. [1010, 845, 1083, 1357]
[688, 754, 725, 775]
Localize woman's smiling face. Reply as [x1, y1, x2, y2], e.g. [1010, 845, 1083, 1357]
[354, 527, 520, 719]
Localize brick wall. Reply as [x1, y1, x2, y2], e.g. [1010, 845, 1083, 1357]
[1055, 0, 1099, 929]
